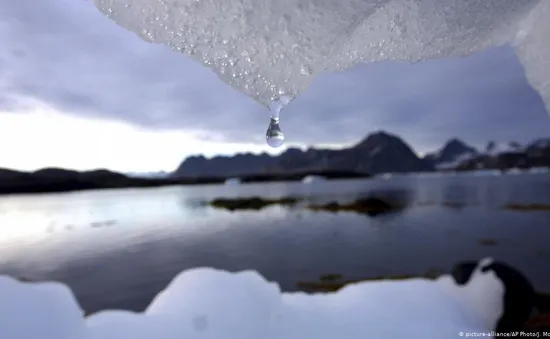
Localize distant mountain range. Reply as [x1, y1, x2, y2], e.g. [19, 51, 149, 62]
[173, 131, 550, 178]
[0, 168, 182, 195]
[0, 167, 368, 195]
[423, 139, 478, 166]
[174, 132, 433, 178]
[432, 138, 550, 171]
[0, 131, 548, 195]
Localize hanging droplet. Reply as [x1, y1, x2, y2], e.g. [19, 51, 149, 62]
[266, 117, 284, 148]
[265, 95, 292, 148]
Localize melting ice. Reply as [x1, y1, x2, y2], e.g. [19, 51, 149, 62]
[91, 0, 550, 140]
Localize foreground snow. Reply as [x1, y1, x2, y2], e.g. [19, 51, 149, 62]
[0, 259, 504, 339]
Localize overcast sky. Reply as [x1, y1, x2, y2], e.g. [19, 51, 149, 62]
[1, 0, 549, 172]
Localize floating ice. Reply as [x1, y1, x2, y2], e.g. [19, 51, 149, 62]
[92, 0, 550, 116]
[0, 259, 506, 338]
[301, 175, 326, 184]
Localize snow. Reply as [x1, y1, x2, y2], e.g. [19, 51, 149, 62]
[484, 142, 524, 157]
[529, 167, 550, 174]
[301, 175, 325, 184]
[369, 145, 383, 157]
[506, 168, 523, 174]
[436, 151, 478, 170]
[0, 259, 506, 338]
[92, 0, 550, 113]
[529, 139, 550, 149]
[0, 276, 87, 339]
[435, 141, 531, 170]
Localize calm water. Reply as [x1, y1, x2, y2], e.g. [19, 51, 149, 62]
[0, 172, 549, 314]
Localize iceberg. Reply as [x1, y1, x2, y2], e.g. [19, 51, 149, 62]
[0, 258, 523, 338]
[224, 177, 241, 185]
[92, 0, 550, 114]
[301, 175, 326, 184]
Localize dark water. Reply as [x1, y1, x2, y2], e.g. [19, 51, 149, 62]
[0, 172, 549, 315]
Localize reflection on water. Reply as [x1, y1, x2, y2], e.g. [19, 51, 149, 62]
[0, 172, 549, 314]
[441, 183, 473, 207]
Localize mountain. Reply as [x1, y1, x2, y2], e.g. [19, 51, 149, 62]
[483, 141, 525, 156]
[173, 131, 433, 178]
[0, 167, 147, 194]
[275, 131, 433, 174]
[174, 153, 279, 178]
[423, 139, 478, 168]
[439, 138, 550, 171]
[0, 167, 215, 195]
[1, 133, 548, 195]
[173, 133, 550, 178]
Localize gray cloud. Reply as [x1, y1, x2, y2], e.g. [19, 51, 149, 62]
[0, 0, 549, 154]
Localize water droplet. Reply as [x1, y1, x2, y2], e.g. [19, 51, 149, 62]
[266, 117, 284, 148]
[265, 96, 292, 148]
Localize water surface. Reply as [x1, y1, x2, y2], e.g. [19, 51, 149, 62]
[0, 172, 549, 314]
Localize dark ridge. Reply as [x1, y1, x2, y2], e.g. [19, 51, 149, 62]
[0, 167, 369, 196]
[173, 130, 434, 178]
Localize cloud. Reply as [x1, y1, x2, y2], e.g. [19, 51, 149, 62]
[1, 0, 549, 156]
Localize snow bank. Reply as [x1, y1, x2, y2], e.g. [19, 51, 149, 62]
[0, 276, 86, 339]
[0, 260, 505, 339]
[92, 0, 550, 113]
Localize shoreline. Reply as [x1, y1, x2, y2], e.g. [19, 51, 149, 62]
[0, 169, 370, 196]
